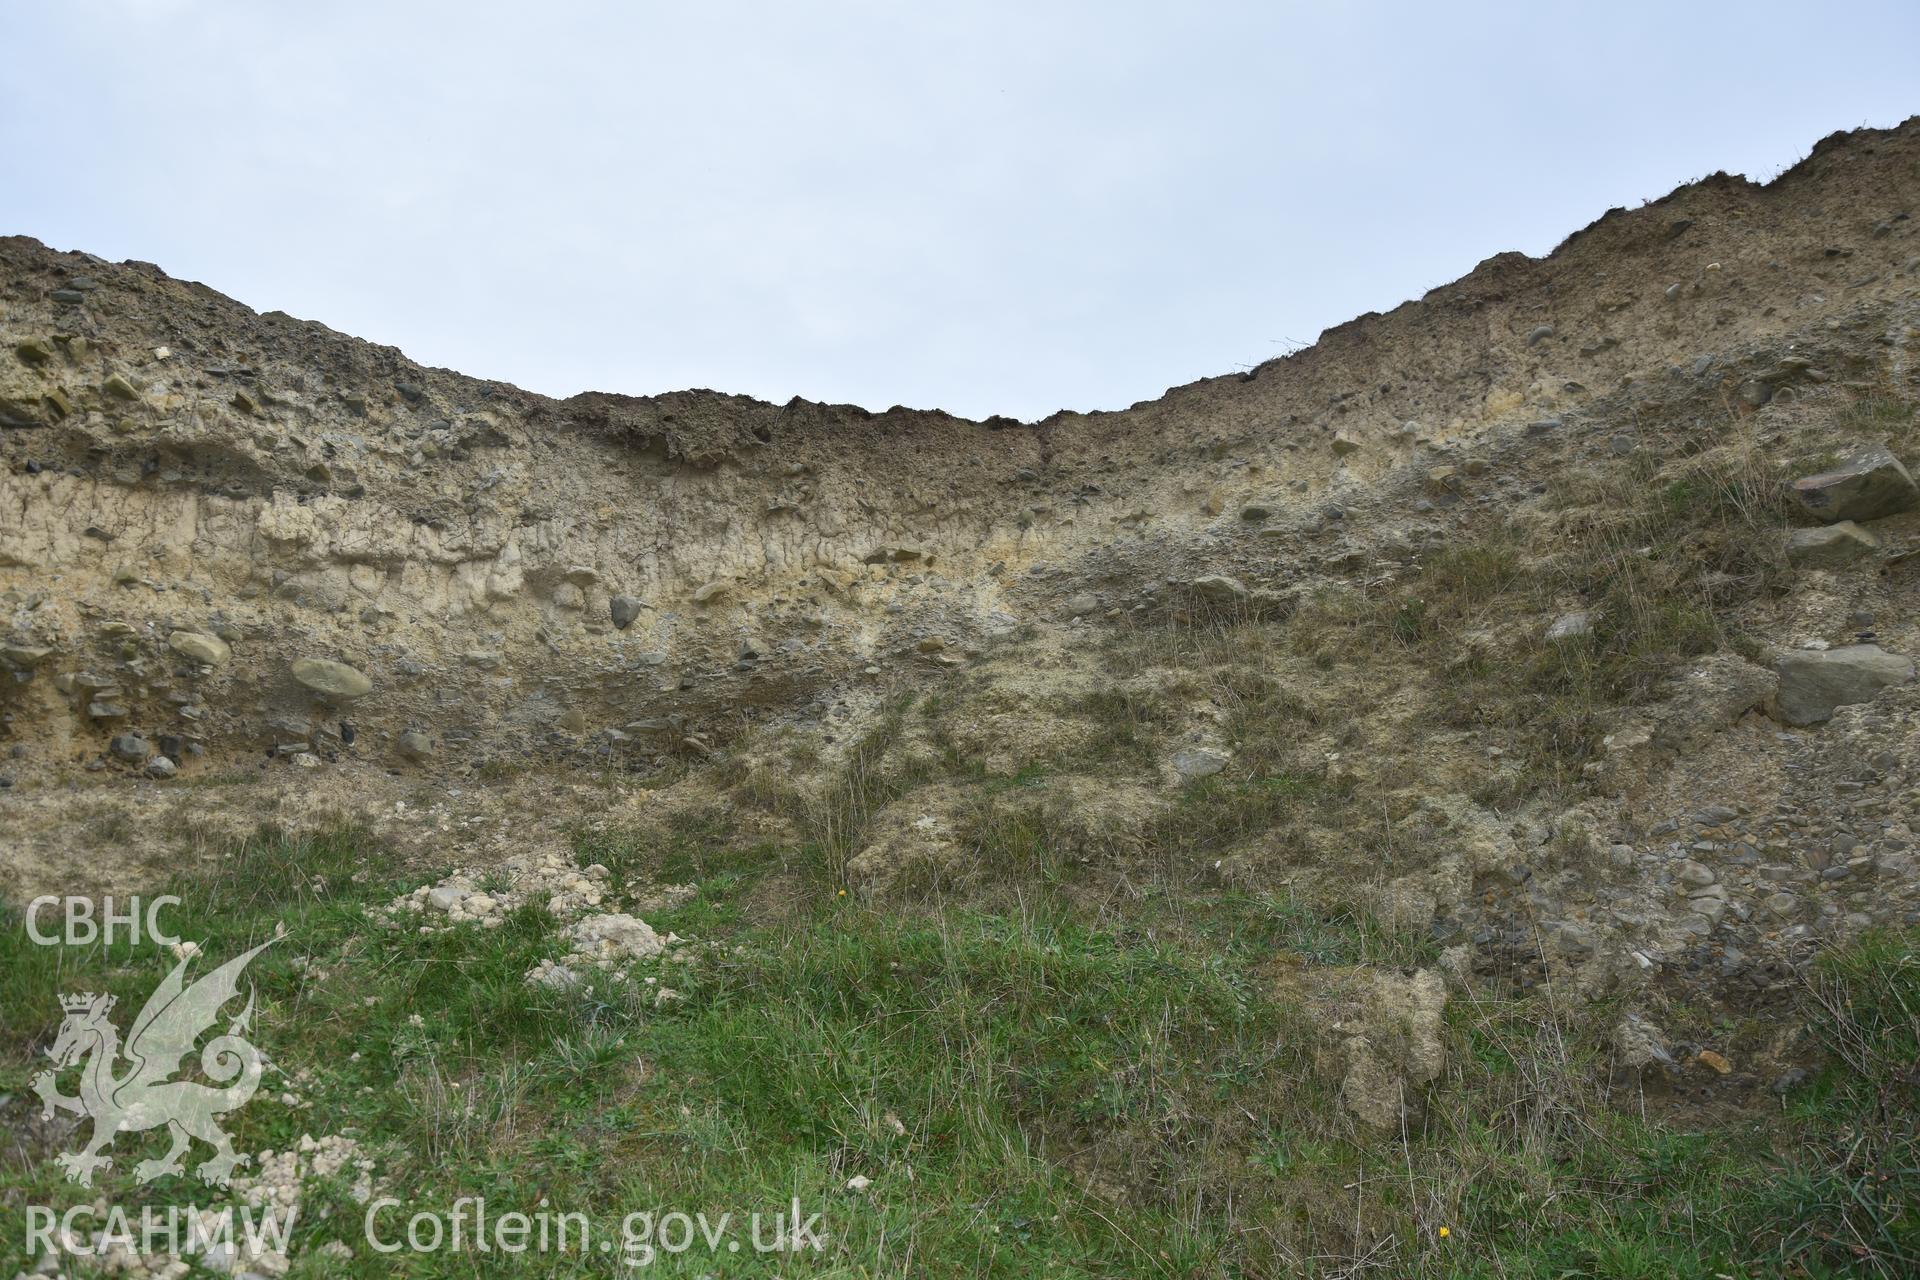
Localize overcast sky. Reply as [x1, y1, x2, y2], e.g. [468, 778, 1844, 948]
[5, 3, 1916, 421]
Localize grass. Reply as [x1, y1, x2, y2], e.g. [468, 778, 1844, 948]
[1147, 770, 1339, 866]
[1412, 931, 1920, 1279]
[796, 694, 927, 891]
[1268, 418, 1805, 802]
[1835, 395, 1918, 443]
[4, 819, 1917, 1276]
[1069, 687, 1172, 767]
[647, 906, 1325, 1273]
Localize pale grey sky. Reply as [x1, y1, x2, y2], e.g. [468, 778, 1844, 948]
[5, 2, 1916, 420]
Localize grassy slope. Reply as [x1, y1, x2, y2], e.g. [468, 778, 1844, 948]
[3, 822, 1915, 1278]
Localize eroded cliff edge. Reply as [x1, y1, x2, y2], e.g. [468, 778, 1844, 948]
[5, 121, 1916, 790]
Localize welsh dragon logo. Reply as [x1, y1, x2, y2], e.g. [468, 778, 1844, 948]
[33, 938, 273, 1188]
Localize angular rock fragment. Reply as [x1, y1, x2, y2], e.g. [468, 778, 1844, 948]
[1785, 521, 1879, 568]
[1791, 445, 1919, 522]
[1773, 645, 1915, 725]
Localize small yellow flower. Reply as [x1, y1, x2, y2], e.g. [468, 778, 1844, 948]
[1438, 1227, 1451, 1239]
[837, 889, 847, 897]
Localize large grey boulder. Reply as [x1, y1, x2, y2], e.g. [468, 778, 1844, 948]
[1791, 446, 1919, 523]
[1773, 645, 1915, 725]
[1786, 521, 1880, 569]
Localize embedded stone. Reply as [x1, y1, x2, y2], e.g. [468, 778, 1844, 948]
[291, 657, 373, 701]
[1189, 575, 1251, 604]
[1, 644, 54, 669]
[1545, 612, 1592, 643]
[109, 733, 151, 763]
[168, 630, 231, 666]
[1170, 747, 1230, 781]
[1785, 522, 1879, 569]
[1773, 645, 1915, 726]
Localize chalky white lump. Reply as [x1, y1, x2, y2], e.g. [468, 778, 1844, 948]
[527, 912, 674, 990]
[566, 911, 668, 965]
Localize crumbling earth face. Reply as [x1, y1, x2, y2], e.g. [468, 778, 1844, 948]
[4, 117, 1920, 1136]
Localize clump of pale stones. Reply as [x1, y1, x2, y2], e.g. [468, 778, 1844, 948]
[204, 1134, 379, 1276]
[386, 848, 613, 929]
[21, 1135, 379, 1279]
[385, 847, 687, 992]
[232, 1132, 379, 1215]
